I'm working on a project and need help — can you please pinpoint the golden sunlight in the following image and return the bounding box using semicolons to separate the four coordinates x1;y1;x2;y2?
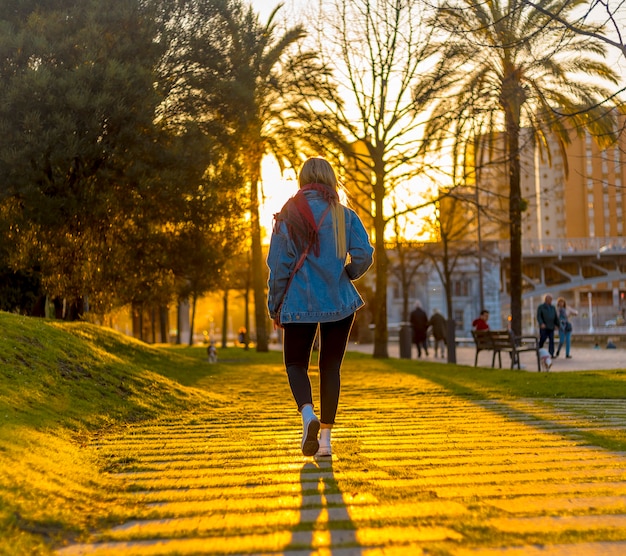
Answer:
259;156;298;244
258;154;436;243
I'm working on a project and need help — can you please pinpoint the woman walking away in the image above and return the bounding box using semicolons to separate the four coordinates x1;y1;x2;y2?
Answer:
555;297;578;359
267;157;374;457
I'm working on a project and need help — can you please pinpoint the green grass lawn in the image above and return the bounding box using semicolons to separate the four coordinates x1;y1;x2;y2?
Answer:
1;311;626;554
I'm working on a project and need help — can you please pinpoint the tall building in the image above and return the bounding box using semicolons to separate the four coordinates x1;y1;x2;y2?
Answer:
477;116;626;243
472;128;568;243
564;128;625;239
476;114;626;329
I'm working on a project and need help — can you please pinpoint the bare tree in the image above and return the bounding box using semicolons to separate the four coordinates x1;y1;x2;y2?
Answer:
302;0;441;358
388;206;430;324
421;187;478;362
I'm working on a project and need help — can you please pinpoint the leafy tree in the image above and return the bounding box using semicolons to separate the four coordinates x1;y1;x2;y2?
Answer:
172;156;248;346
0;0;172;315
521;0;626;59
0;0;247;330
104;122;247;341
424;0;621;336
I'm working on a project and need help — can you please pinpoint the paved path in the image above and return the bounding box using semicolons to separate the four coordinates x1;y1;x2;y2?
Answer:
56;355;626;555
348;342;626;372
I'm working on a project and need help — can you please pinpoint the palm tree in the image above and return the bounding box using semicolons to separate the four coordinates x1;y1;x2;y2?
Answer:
425;0;621;336
176;0;336;351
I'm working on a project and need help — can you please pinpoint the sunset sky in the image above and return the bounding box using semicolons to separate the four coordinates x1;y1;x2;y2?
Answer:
249;0;626;241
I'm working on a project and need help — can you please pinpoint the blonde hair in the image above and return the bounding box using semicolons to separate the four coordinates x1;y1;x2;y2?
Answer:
298;157;346;258
557;297;566;307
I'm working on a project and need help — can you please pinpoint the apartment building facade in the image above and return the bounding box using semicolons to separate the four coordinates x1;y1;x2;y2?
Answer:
476;116;626;331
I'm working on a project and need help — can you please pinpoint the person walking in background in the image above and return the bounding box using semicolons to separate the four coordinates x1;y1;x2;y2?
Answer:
267;157;374;458
537;294;560;358
555;297;578;359
428;308;447;358
410;301;430;358
472;310;490;331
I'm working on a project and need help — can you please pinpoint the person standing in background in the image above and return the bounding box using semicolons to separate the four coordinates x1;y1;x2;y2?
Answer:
537;294;560;358
555;297;578;359
410;301;430;358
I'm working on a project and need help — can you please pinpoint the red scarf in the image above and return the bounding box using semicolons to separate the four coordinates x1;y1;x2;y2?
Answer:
274;183;338;257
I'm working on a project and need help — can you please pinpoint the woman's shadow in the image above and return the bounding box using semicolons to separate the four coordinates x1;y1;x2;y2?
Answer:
293;459;363;554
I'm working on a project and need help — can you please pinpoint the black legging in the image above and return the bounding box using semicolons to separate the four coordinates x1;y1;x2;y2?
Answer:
283;314;355;425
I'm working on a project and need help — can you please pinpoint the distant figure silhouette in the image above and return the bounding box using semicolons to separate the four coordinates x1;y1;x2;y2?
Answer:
207;342;217;363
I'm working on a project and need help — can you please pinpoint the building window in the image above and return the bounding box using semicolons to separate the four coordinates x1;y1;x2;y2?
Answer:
393;283;400;299
454;310;464;331
452;278;471;297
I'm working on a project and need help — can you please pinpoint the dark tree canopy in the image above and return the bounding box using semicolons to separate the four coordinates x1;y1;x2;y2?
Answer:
0;0;247;320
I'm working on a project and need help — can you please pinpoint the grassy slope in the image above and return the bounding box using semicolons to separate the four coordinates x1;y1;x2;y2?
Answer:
0;312;222;555
1;311;626;554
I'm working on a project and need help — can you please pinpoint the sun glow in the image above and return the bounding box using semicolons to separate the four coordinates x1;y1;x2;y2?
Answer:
258;153;437;244
259;156;299;244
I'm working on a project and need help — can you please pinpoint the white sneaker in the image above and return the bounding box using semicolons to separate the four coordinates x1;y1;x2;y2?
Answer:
301;415;320;456
316;428;332;457
316;443;332;457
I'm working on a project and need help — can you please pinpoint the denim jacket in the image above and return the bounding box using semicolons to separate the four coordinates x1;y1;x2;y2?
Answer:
266;190;374;324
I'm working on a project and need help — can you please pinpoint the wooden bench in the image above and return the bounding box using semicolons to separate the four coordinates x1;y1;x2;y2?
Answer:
472;329;540;371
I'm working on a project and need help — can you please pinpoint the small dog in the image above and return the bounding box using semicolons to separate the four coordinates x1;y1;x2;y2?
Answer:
538;347;552;372
207;343;218;364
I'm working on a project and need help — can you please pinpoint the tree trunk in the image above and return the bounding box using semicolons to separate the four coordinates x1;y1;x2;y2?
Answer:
373;247;388;358
221;288;229;349
501;68;526;337
244;284;250;351
189;293;197;346
53;297;64;319
151;305;156;344
139;305;145;343
66;297;84;321
372;172;388;358
508;126;523;337
250;172;268;352
159;306;169;343
442;238;456;364
505;107;524;337
176;299;190;345
398;247;410;323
